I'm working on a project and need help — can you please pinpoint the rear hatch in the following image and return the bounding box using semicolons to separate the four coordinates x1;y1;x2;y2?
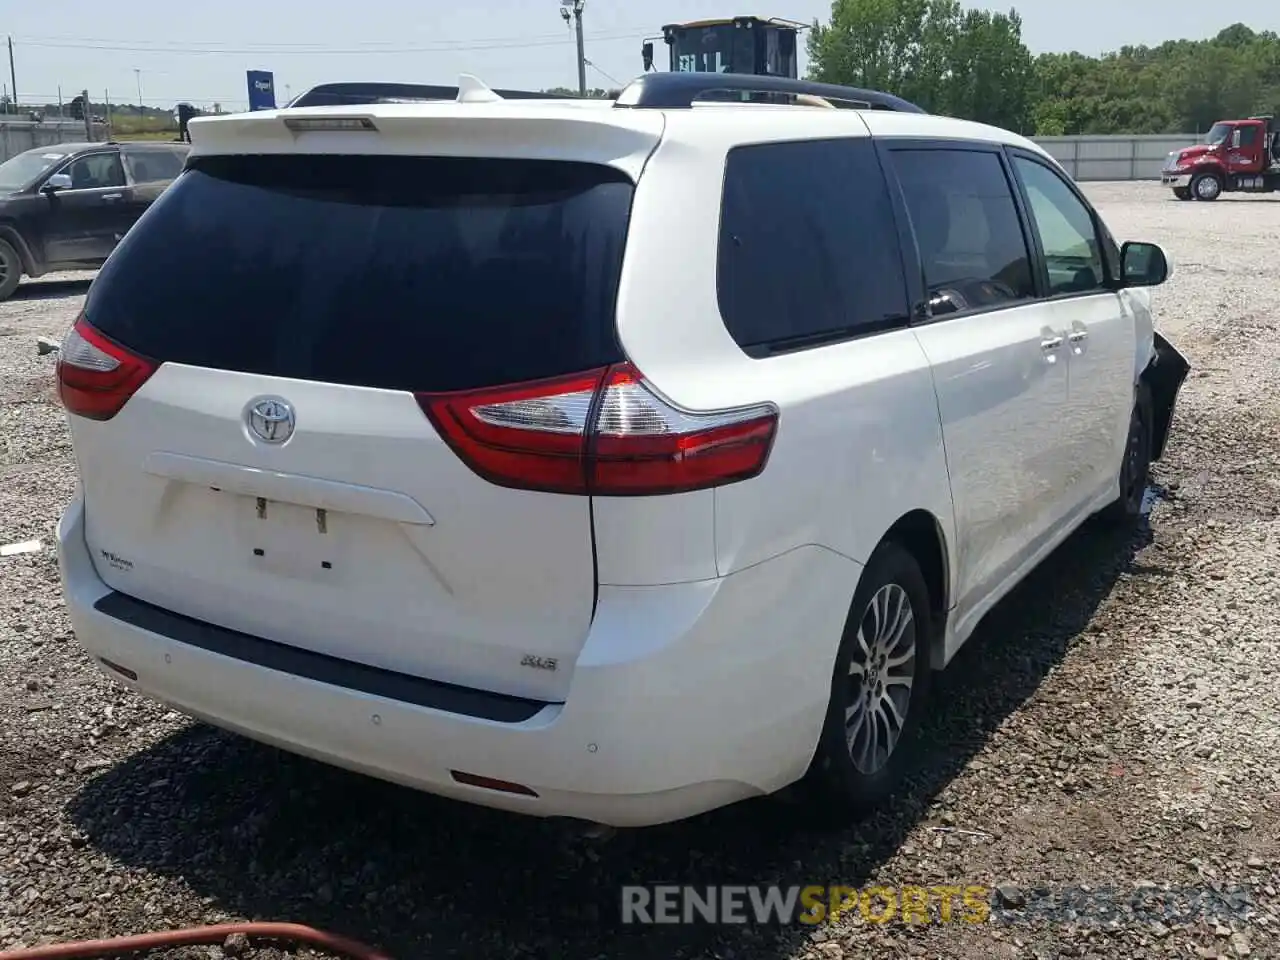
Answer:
62;146;641;702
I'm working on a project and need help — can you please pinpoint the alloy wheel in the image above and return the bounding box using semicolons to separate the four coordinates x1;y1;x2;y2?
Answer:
845;583;917;775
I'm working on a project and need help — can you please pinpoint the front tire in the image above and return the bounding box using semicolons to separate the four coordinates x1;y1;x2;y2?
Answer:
0;239;22;302
1099;385;1153;525
1172;187;1192;201
1192;171;1223;201
804;540;932;820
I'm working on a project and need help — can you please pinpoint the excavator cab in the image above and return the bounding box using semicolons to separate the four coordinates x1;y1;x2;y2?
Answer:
643;16;804;79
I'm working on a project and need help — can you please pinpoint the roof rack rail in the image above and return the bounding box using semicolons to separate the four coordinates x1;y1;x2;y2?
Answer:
613;72;925;113
288;81;579;109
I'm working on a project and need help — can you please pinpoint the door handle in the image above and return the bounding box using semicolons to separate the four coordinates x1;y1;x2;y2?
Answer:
101;193;123;201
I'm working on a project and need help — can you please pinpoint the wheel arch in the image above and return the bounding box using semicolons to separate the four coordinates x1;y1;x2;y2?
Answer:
0;222;39;276
880;509;950;669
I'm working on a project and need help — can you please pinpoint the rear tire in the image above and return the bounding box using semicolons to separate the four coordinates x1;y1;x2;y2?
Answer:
1099;384;1153;525
0;239;22;302
1172;187;1192;201
1191;172;1223;201
802;540;933;822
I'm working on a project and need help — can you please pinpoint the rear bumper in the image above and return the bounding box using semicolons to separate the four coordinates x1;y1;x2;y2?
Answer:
57;493;859;827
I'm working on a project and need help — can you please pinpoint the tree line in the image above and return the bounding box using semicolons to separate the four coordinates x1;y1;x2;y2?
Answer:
807;0;1280;135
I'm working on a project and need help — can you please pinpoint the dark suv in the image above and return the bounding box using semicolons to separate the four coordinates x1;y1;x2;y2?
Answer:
0;140;190;301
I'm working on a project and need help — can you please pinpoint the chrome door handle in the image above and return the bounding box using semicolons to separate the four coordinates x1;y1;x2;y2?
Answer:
102;193;123;201
1040;335;1064;350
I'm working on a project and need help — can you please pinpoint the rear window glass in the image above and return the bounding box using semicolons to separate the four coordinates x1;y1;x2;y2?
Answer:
85;154;633;392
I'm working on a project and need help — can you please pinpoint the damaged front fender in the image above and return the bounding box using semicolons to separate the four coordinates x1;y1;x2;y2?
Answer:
1142;331;1190;462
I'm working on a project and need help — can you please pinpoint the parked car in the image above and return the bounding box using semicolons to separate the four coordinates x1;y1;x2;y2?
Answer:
0;140;190;301
54;73;1189;829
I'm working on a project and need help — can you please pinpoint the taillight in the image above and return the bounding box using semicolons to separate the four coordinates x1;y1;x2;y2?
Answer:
56;313;158;421
417;362;777;496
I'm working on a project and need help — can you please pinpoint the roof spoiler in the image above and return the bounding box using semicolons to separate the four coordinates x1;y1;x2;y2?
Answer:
288;76;580;109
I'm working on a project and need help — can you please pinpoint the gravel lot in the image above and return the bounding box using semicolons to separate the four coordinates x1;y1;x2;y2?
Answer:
2;183;1278;960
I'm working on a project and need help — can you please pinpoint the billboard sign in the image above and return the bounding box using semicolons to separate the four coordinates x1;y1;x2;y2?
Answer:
247;70;277;111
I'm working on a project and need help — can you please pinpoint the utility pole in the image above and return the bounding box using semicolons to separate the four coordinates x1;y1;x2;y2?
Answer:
7;36;17;110
134;68;143;116
559;1;587;96
81;89;91;140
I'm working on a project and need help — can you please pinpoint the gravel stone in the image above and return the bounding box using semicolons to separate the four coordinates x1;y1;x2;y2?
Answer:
2;188;1279;959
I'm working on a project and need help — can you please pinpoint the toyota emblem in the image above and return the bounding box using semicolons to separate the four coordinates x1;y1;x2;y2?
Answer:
245;396;296;444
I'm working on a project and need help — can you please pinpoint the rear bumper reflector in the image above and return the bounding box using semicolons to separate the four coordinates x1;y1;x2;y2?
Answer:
450;771;539;796
99;657;138;682
92;591;550;724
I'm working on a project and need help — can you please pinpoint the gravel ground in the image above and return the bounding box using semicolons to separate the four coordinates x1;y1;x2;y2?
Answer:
2;184;1279;960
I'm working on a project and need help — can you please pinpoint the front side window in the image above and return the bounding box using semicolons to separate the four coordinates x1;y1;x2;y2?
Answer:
889;148;1035;317
63;152;126;190
717;138;910;354
1237;126;1259;148
1011;156;1106;296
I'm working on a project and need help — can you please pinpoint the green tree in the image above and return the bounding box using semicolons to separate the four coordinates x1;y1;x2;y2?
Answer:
810;4;1280;135
807;0;1034;131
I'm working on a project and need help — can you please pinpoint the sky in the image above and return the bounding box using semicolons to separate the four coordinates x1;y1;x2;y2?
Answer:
6;0;1280;112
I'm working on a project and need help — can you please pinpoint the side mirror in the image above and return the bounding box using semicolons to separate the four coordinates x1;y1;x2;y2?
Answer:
42;173;73;194
642;41;654;72
1120;241;1169;288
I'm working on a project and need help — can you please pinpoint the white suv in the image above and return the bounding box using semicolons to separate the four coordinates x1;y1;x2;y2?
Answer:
54;73;1189;828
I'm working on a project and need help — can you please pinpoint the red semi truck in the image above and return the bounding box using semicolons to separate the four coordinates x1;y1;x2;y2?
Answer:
1161;115;1280;200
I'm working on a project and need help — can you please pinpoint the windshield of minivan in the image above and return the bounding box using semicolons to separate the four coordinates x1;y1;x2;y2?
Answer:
0;147;68;193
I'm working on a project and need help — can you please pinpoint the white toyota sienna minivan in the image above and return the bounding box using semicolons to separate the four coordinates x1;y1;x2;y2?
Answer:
55;72;1189;828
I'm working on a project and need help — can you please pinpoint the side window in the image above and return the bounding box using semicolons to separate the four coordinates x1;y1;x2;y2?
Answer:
1238;126;1259;148
63;152;126;190
123;149;185;184
890;148;1034;317
1011;156;1106;296
717;138;910;353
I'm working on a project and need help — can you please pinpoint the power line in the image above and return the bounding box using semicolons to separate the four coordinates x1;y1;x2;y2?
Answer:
584;58;622;87
15;27;624;47
13;30;642;56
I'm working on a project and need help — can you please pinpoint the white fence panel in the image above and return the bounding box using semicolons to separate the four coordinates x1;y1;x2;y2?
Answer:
1033;134;1203;181
0;120;110;163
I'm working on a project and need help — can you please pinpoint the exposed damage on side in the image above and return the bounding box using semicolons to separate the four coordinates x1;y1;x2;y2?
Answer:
1144;331;1191;461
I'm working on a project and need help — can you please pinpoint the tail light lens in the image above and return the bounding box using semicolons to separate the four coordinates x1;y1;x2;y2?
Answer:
418;362;777;496
56;313;158;421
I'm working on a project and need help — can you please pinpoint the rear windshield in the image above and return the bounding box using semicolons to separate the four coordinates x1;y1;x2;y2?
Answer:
85;154;633;392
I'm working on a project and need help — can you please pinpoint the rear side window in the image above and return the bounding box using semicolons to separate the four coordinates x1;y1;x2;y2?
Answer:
85;154;632;392
717;138;909;355
889;148;1034;317
122;148;185;183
